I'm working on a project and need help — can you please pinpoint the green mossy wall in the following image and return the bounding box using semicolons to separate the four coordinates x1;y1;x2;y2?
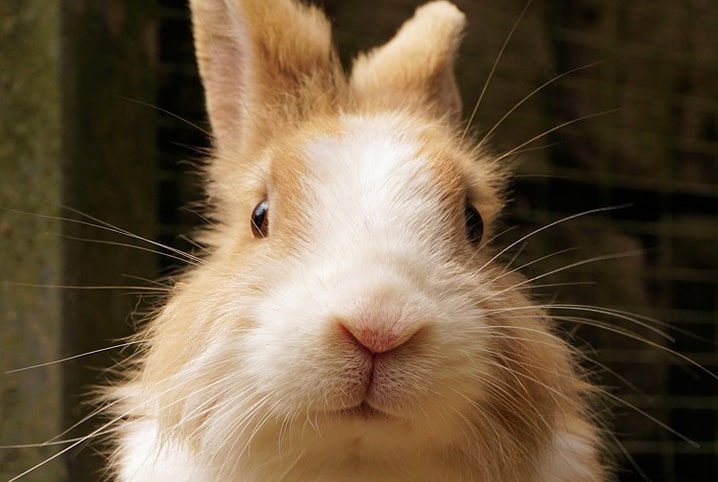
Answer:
0;1;65;481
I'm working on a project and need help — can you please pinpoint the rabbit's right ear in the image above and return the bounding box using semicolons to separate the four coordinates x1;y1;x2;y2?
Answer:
349;1;465;124
190;0;345;153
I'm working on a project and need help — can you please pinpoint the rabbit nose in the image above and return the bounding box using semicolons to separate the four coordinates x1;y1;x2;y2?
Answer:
338;313;420;354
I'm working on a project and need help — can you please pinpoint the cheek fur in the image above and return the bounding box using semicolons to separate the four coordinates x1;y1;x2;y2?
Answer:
238;248;496;413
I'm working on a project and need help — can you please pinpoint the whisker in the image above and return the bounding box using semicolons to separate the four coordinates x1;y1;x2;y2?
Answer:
484;305;671;342
118;96;211;137
62;206;205;266
493;109;619;164
3;281;166;292
6;412;126;482
479;250;645;307
461;0;534;141
61;234;201;267
575;353;645;398
485;303;718;384
6;341;143;374
0;206;203;267
602;389;699;448
496;247;579;281
0;436;100;450
477;61;604;151
477;205;631;274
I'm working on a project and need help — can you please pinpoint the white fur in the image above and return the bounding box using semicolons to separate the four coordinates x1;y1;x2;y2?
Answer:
534;428;601;482
119;420;210;481
305;114;446;230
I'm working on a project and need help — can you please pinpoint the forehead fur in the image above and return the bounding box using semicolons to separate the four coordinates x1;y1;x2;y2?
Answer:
264;112;506;239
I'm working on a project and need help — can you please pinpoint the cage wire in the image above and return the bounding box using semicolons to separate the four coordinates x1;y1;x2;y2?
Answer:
156;1;718;481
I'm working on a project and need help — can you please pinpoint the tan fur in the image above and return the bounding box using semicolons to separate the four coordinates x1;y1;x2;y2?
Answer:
350;1;466;123
108;1;607;480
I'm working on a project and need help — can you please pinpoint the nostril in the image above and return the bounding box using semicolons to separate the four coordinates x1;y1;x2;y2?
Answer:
338;318;417;354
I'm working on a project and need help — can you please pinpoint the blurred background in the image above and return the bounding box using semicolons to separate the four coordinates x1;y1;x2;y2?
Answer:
1;0;716;480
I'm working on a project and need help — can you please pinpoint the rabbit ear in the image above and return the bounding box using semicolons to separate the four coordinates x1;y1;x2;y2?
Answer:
190;0;345;152
349;1;466;123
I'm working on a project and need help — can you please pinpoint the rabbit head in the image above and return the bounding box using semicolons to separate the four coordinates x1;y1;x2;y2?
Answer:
111;1;605;481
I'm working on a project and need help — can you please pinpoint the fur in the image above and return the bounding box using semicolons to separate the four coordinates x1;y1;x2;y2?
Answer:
109;1;606;480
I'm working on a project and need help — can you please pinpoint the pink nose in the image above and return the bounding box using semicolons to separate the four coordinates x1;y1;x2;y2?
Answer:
339;317;418;354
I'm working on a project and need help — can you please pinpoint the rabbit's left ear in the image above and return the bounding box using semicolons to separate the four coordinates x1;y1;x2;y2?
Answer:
349;1;466;124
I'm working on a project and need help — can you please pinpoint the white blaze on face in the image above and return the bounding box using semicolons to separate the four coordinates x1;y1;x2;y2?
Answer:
245;114;467;409
300;113;450;256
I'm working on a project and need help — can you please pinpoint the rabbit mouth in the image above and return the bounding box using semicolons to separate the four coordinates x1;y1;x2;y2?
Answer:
338;401;388;420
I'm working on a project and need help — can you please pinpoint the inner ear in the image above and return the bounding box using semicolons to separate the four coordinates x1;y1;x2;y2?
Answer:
349;1;466;123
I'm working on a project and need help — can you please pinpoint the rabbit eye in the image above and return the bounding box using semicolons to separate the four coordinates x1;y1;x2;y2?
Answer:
464;202;483;245
250;199;269;238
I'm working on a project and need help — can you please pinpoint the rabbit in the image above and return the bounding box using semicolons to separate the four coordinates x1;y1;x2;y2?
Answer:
108;0;607;480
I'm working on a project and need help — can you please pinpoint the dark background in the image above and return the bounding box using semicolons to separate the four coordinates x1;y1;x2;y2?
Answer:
1;0;716;481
